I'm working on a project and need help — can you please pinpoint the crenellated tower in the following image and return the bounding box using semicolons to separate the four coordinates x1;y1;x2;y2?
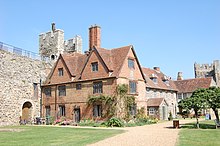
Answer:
39;23;82;63
194;60;220;86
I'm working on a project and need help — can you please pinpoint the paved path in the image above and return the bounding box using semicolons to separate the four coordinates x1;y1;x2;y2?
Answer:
88;119;194;146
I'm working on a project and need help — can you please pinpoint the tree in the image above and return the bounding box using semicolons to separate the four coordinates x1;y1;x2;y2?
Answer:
205;87;220;123
178;88;207;128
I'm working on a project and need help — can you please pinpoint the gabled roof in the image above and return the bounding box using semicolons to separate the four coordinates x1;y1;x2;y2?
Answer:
83;45;146;80
46;54;73;83
96;45;131;77
62;53;87;77
45;45;146;84
142;67;177;91
174;77;213;93
147;98;166;107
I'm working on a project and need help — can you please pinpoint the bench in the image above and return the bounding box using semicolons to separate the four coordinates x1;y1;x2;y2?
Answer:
214;119;220;129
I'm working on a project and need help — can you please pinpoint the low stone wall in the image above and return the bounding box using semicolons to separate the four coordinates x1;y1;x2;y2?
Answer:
0;50;51;126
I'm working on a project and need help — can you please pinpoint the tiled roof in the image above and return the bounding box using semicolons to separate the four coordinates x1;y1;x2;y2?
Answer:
174;77;212;93
142;67;178;91
60;45;132;80
62;53;87;77
147;98;164;107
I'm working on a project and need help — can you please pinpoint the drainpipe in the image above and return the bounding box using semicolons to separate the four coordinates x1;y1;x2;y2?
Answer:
55;85;57;120
40;79;42;118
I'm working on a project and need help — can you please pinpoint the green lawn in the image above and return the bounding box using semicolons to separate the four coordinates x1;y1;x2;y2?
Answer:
178;120;220;146
0;126;124;146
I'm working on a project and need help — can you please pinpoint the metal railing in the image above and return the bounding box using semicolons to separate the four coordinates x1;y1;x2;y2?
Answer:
0;41;41;60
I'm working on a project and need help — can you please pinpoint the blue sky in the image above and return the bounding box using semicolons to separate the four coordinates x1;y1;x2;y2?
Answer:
1;0;219;79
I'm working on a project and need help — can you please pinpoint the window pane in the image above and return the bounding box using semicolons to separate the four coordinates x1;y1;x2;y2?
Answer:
45;87;51;96
58;68;63;76
149;108;155;115
59;105;65;117
33;83;38;98
93;105;102;117
91;62;98;72
129;81;136;93
93;82;103;94
128;59;134;68
45;106;50;117
58;86;66;96
76;84;81;90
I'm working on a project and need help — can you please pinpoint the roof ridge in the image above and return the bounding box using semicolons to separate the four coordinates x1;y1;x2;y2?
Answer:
174;77;212;82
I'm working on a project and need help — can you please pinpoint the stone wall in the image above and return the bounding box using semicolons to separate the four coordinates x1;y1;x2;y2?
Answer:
194;60;220;86
0;49;51;126
39;23;82;64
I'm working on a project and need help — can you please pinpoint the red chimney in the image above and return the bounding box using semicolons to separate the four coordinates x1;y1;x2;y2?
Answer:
89;25;101;50
177;72;183;80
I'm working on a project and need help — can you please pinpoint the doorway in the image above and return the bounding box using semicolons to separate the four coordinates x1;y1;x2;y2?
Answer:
21;101;32;123
74;108;80;123
162;106;167;120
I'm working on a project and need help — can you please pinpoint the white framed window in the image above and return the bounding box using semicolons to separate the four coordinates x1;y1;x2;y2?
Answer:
129;81;137;94
91;62;98;72
128;58;135;69
58;68;64;76
149;108;155;115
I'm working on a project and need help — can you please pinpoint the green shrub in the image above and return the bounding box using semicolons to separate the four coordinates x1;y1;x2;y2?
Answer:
79;119;103;127
106;117;124;127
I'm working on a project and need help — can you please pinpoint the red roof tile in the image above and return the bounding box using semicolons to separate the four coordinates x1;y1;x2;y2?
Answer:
147;98;164;107
54;45;132;81
62;53;87;77
174;77;212;93
142;67;177;91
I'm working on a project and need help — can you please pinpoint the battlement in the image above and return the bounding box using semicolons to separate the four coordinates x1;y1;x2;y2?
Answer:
194;60;220;86
39;23;82;63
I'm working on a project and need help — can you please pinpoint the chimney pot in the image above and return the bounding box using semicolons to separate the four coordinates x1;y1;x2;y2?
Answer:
153;67;160;71
177;72;183;80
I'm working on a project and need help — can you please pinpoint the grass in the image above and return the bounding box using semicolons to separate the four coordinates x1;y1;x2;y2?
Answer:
178;120;220;146
0;125;124;146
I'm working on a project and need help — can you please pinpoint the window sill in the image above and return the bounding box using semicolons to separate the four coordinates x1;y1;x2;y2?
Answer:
128;92;138;96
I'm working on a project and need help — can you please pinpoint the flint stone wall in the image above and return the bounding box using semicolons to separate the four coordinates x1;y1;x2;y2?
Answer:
0;49;51;126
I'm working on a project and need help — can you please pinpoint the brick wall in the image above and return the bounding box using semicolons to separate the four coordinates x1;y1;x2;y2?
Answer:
81;51;109;80
42;78;117;121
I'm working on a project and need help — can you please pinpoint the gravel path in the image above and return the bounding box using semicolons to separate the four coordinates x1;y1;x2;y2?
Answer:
88;119;194;146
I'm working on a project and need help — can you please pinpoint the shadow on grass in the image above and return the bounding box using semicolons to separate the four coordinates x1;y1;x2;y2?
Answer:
180;122;216;129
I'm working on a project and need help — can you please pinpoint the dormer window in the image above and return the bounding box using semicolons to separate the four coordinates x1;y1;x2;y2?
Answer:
91;62;98;72
162;76;169;85
150;74;158;83
58;68;64;76
128;58;134;69
152;78;158;83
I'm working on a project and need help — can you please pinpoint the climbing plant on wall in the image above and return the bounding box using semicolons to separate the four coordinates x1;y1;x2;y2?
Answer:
87;84;136;120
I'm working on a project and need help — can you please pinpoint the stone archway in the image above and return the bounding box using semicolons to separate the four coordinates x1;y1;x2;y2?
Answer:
21;101;33;123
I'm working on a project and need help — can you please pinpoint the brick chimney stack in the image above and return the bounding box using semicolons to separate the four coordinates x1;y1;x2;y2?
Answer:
177;72;183;80
89;25;101;50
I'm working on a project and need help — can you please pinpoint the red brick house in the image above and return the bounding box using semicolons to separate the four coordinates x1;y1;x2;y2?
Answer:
41;26;146;122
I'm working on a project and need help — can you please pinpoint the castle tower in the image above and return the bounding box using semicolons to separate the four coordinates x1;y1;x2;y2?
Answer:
194;60;220;87
64;35;82;54
39;23;64;62
213;60;220;86
89;25;101;50
39;23;83;63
